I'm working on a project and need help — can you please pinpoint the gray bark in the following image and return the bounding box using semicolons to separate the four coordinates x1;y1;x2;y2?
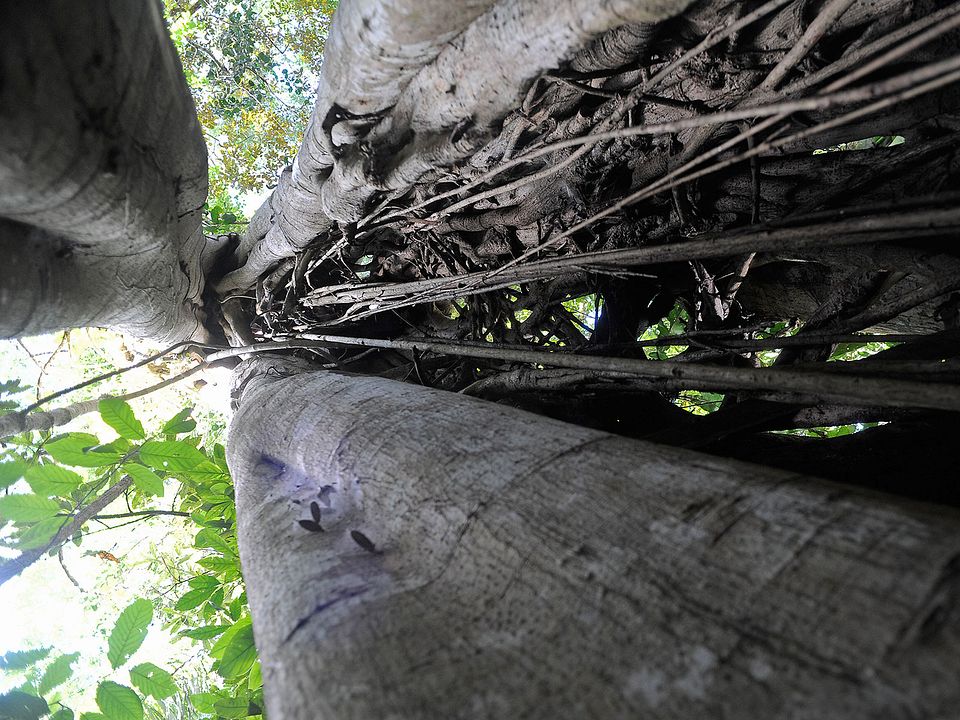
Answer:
0;1;210;342
229;358;960;719
217;0;694;293
4;1;960;717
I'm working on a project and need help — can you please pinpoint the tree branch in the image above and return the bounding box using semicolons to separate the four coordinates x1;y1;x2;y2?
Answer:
0;475;133;587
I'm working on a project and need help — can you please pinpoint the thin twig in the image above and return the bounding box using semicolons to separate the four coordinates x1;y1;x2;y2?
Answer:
58;547;83;592
22;340;215;415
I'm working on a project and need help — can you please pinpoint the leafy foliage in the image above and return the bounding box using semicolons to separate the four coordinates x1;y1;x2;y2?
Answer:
0;398;259;717
164;0;338;197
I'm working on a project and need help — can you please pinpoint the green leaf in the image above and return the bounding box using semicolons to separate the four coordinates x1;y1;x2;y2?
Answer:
95;682;142;720
247;660;262;690
0;460;27;490
188;693;216;713
0;648;51;672
107;599;153;670
174;585;217;612
197;556;240;578
0;691;48;720
123;465;163;498
79;714;106;720
161;408;196;435
179;625;230;641
25;465;83;497
180;461;229;484
0;379;29;396
98;399;145;441
50;709;74;720
210;619;242;659
138;441;206;473
45;434;119;467
195;528;234;557
213;695;252;718
15;516;67;550
187;574;219;591
129;663;176;701
0;494;61;524
38;653;79;695
213;444;228;472
217;619;256;679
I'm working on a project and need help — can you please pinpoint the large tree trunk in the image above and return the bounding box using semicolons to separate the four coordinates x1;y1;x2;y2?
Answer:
0;1;211;342
229;357;960;719
4;0;960;717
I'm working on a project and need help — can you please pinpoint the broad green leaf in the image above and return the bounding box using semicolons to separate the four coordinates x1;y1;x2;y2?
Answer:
0;494;60;524
210;619;243;659
25;465;83;497
213;695;253;718
95;682;142;720
213;444;228;472
197;556;240;578
187;574;219;591
123;465;163;498
45;434;119;467
98;399;145;441
247;660;262;690
0;690;48;720
174;586;216;612
129;663;176;701
181;461;230;483
107;599;153;669
161;408;196;435
0;648;51;672
15;516;67;550
79;714;106;720
195;529;234;557
179;625;230;641
188;693;216;713
50;709;74;720
38;653;79;695
138;441;206;473
0;460;27;490
217;619;256;679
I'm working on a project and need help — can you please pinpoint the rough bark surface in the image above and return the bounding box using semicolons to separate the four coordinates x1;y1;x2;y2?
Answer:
229;358;960;720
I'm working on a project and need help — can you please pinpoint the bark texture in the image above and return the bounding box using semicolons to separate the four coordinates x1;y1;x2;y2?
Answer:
0;1;211;342
217;0;694;292
229;359;960;720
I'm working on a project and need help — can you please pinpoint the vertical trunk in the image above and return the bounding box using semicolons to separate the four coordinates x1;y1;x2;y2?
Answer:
0;1;210;342
228;358;960;719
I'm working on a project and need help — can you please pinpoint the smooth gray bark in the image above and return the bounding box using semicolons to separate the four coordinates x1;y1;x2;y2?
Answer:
229;359;960;720
0;1;210;342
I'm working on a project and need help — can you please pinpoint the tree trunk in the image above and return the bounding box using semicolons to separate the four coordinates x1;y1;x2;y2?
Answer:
0;1;211;342
4;0;960;717
228;357;960;719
